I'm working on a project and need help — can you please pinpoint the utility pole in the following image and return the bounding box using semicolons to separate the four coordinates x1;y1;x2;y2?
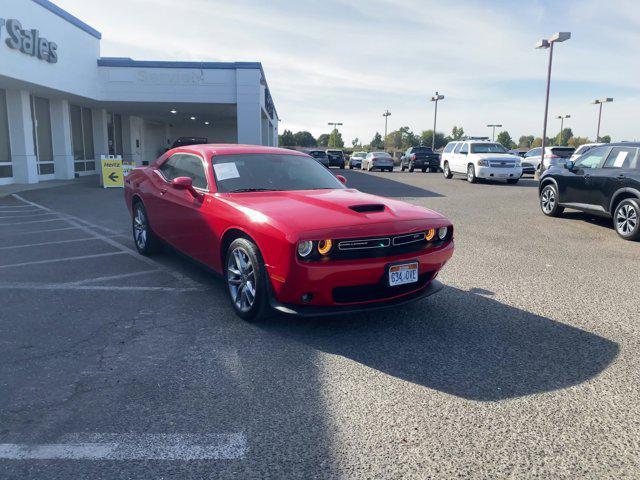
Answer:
430;92;445;150
383;110;391;149
487;124;502;142
556;114;570;145
592;98;613;142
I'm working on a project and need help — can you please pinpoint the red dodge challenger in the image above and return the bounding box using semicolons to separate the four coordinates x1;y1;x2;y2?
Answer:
124;144;454;320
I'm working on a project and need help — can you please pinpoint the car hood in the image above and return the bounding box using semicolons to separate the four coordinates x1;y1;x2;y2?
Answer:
218;188;448;239
473;153;521;161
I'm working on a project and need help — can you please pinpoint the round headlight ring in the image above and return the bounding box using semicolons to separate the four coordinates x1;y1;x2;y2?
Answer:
318;239;333;255
297;240;314;257
425;228;436;241
437;226;448;240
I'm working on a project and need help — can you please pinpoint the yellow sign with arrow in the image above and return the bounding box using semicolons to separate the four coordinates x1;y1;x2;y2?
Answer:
101;157;123;188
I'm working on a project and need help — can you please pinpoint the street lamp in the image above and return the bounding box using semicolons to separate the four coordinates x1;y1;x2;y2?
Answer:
487;124;502;142
429;92;445;150
383;110;391;148
592;98;613;142
535;31;571;177
556;114;570;145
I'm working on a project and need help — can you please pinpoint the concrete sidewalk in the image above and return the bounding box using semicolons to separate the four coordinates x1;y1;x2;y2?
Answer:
0;175;99;198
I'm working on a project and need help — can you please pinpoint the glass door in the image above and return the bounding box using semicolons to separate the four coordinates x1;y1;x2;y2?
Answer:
0;89;12;185
107;113;124;158
30;95;55;178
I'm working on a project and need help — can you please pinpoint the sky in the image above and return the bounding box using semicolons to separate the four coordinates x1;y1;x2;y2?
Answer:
56;0;640;145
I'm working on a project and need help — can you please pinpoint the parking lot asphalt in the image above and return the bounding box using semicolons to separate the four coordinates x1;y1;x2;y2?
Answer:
1;172;638;479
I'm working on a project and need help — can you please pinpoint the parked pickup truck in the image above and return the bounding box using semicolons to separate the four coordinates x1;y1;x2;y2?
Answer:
400;146;440;172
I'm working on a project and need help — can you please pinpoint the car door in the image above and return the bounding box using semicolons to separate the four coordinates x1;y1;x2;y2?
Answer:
451;142;463;172
563;146;610;208
525;148;541;169
155;153;214;263
403;148;411;168
457;142;469;172
596;146;640;212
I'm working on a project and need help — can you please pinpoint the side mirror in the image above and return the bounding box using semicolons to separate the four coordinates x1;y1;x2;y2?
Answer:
336;175;347;185
565;161;574;170
172;176;201;199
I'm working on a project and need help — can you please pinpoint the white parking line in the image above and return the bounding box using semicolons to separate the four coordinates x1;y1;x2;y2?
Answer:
0;282;203;292
61;270;159;285
0;433;247;460
0;205;39;209
0;212;58;219
0;237;102;250
0;226;80;237
0;217;64;226
0;251;127;269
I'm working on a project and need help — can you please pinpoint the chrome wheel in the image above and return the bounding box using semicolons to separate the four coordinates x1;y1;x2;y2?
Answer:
133;206;148;250
616;204;637;236
227;247;256;313
541;187;556;214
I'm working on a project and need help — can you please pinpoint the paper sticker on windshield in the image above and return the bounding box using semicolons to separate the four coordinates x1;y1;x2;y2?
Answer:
613;151;628;168
214;162;240;180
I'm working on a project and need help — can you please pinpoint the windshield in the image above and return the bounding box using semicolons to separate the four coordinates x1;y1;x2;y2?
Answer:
470;143;508;154
212;154;344;193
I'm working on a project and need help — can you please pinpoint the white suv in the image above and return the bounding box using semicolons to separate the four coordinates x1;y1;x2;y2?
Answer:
441;140;523;184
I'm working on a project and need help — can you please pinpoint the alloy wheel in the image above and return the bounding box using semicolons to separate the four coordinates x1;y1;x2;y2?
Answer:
467;165;474;182
541;187;556;214
227;247;256;313
616;204;638;236
133;206;148;250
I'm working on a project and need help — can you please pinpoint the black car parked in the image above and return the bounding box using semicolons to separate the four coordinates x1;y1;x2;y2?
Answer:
539;142;640;240
325;149;345;168
400;146;440;172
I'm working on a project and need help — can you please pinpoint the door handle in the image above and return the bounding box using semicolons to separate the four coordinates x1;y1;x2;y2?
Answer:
160;188;167;195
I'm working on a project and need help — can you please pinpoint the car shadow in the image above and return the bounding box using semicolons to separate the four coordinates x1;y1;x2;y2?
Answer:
338;169;444;198
560;211;614;230
259;286;618;402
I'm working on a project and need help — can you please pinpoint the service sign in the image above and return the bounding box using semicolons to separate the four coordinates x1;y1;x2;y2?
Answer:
0;17;58;63
101;158;123;188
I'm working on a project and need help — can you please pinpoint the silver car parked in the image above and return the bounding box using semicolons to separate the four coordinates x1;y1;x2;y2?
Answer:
362;152;394;172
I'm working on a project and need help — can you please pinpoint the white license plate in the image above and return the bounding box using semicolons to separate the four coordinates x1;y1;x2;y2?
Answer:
388;262;419;287
497;173;509;178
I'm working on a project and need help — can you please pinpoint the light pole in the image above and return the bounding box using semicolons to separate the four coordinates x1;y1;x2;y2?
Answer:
592;98;613;142
383;110;391;148
430;92;444;150
487;124;502;142
556;114;570;145
327;122;343;147
535;32;571;177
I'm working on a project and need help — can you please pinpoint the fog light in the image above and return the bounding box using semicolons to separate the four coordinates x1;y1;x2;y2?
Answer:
437;226;448;240
425;228;436;241
318;239;332;255
297;240;313;257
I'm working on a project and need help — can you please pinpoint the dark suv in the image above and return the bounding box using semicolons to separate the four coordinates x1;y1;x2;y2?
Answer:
539;143;640;240
401;146;440;172
325;150;345;168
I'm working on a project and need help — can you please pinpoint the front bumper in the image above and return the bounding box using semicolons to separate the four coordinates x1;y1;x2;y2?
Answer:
475;166;523;179
270;279;444;317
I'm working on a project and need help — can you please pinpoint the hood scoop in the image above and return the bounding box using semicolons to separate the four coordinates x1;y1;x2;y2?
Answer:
349;204;386;213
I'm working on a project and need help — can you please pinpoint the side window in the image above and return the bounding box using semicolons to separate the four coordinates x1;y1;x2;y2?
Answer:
460;143;468;154
453;143;462;154
443;143;453;153
574;147;608;169
178;155;208;189
526;148;540;157
603;147;638;169
158;155;181;181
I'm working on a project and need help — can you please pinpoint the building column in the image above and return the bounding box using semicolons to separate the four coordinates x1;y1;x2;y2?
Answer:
50;98;74;179
236;69;262;145
5;89;38;184
121;115;142;165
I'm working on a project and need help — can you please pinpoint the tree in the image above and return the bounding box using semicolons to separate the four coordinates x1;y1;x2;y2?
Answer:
317;134;330;147
531;137;552;148
352;137;360;148
518;135;534;148
370;132;384;149
568;136;591;147
451;126;465;140
328;128;344;148
278;129;295;147
293;131;317;147
419;130;447;150
600;135;611;143
385;126;419;150
555;128;573;146
496;131;515;149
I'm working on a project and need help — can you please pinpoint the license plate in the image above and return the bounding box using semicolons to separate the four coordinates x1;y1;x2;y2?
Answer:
497;173;509;178
388;262;419;287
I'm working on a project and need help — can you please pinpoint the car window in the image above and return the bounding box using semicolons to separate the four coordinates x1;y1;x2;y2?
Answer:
574;147;608;169
453;143;462;154
460;143;468;154
159;154;208;189
603;147;638;169
526;148;540;157
412;147;433;154
470;143;507;154
443;143;454;153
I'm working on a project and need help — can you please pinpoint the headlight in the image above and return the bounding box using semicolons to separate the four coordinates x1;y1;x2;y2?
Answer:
478;159;490;167
437;226;448;240
297;240;313;258
425;228;436;241
317;239;332;255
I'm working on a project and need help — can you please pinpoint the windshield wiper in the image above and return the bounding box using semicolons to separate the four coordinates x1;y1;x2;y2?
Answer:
229;188;280;193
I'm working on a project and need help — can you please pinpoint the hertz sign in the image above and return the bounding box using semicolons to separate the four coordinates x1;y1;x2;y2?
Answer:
0;18;58;63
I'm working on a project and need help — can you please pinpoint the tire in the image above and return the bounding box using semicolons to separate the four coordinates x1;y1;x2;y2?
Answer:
225;238;270;321
340;164;344;169
507;178;519;184
540;184;564;217
443;162;453;179
409;162;414;173
421;168;427;173
132;201;161;255
349;165;353;169
401;164;406;172
388;168;393;172
613;198;640;241
467;164;477;183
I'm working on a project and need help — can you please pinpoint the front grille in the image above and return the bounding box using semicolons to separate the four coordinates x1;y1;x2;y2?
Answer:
489;161;516;168
333;271;435;303
522;162;533;168
338;237;390;250
328;230;451;260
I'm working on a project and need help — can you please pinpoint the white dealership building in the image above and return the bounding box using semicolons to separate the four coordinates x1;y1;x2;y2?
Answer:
0;0;279;185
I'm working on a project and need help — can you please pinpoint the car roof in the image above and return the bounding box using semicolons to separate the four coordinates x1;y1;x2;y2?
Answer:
157;144;309;165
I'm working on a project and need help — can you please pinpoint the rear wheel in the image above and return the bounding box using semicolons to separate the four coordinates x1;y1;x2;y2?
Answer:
443;162;453;179
421;167;427;172
540;184;564;217
613;198;640;241
409;162;414;173
401;163;406;172
132;201;161;255
467;164;477;183
225;238;270;321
